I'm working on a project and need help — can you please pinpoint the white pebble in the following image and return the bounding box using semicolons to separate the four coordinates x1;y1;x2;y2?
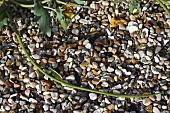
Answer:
23;78;30;83
113;84;122;89
67;57;73;62
29;72;36;78
89;93;97;100
43;104;49;111
29;98;38;103
85;43;92;49
32;54;40;59
142;98;151;106
115;69;122;76
66;75;75;81
5;106;10;111
156;93;161;101
153;107;160;113
107;67;114;72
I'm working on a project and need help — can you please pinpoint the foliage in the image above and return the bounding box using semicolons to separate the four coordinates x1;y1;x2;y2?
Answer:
0;0;86;36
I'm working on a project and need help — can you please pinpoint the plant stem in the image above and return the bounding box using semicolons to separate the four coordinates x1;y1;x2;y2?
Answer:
156;0;170;17
5;8;160;99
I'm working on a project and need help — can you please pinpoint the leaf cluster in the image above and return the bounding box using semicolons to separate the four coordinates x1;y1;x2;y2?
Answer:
0;0;86;36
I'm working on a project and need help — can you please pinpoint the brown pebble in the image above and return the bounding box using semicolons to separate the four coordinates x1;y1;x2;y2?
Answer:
107;104;115;110
91;69;98;76
48;58;56;64
6;59;12;66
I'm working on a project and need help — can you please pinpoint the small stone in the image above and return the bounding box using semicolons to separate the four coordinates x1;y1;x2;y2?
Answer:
67;57;73;62
43;104;49;111
153;107;160;113
72;28;80;35
101;82;109;87
89;93;97;100
23;78;30;83
115;69;122;76
138;50;145;58
138;38;148;44
151;66;160;74
0;79;4;85
107;67;114;72
107;104;115;110
127;22;139;33
48;58;56;64
32;54;40;60
66;75;75;81
162;105;167;109
154;56;160;63
5;106;10;111
113;84;122;89
85;43;92;49
6;59;12;66
29;98;38;103
156;93;161;101
79;19;91;24
29;72;36;78
143;98;152;106
28;44;35;52
102;1;109;6
51;92;58;100
155;46;162;53
146;49;153;56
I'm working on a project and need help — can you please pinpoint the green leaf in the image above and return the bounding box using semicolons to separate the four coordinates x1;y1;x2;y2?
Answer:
56;7;68;31
74;0;85;5
0;4;8;30
129;0;141;14
49;67;63;80
33;0;51;37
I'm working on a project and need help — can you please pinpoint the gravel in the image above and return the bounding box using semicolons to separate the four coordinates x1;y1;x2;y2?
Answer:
0;0;170;112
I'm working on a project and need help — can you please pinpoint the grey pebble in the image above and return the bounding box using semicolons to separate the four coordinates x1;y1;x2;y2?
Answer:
72;28;80;35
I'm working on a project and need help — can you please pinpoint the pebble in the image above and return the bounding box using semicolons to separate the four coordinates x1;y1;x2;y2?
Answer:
28;44;35;52
127;22;139;33
89;93;97;100
143;98;152;106
115;69;122;76
43;104;49;111
154;56;160;63
23;78;30;83
29;72;36;78
79;19;91;24
153;107;160;113
107;67;114;72
138;38;148;44
138;50;145;58
155;46;162;53
32;54;40;59
102;1;109;6
72;28;80;35
66;75;75;81
156;93;161;101
29;98;38;103
51;92;58;100
146;49;153;56
85;43;92;49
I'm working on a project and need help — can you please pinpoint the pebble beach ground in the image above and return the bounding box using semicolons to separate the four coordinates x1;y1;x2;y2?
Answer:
0;0;170;112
